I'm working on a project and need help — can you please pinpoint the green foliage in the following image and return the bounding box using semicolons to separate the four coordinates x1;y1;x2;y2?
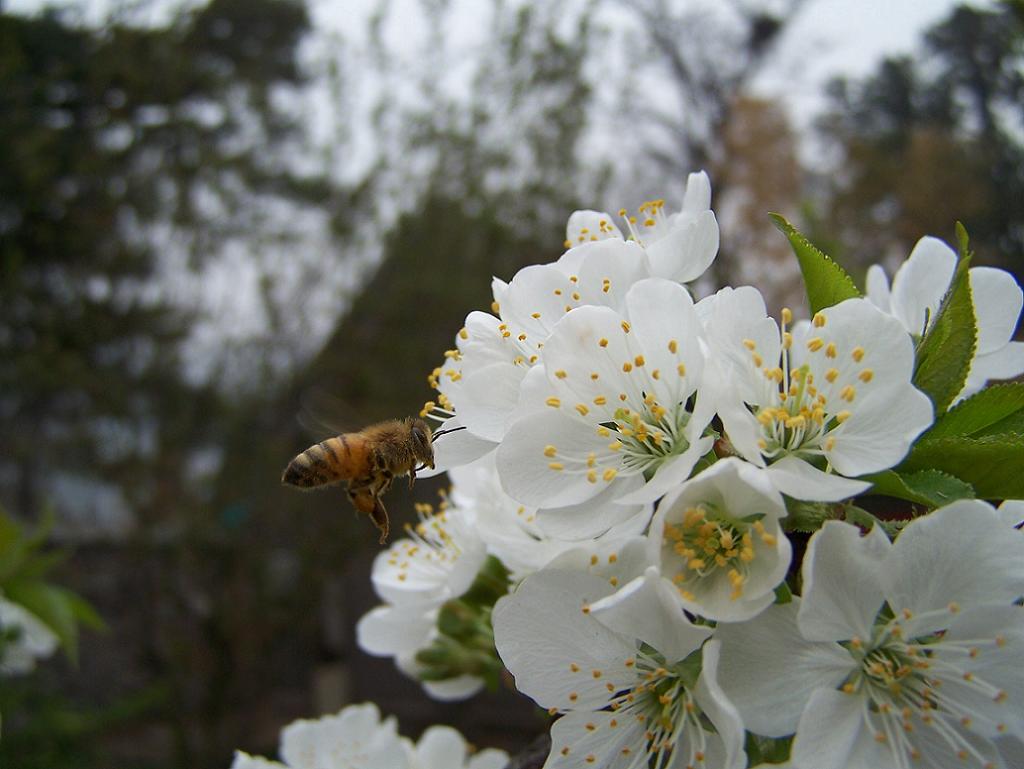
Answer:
0;507;103;666
862;469;975;507
782;499;841;533
899;436;1024;499
769;213;861;313
911;230;977;413
897;382;1024;501
923;382;1024;440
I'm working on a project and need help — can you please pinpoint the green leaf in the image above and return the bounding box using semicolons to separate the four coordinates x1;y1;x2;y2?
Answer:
0;510;21;553
899;436;1024;500
1;582;96;666
773;581;793;604
460;555;510;607
65;591;106;632
912;233;977;414
841;506;911;539
863;469;975;507
924;382;1024;440
769;213;861;313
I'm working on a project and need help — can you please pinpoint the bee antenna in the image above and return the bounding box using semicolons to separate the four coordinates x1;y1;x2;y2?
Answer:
431;426;468;440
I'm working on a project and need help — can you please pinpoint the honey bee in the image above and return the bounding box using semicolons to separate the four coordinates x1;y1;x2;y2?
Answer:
281;417;461;543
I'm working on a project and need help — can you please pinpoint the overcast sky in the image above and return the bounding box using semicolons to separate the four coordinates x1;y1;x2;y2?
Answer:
8;0;989;133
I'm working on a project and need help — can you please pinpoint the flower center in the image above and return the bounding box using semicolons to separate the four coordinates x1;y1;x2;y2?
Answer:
619;199;671;247
661;504;775;601
753;364;834;458
542;400;694;487
387;502;466;582
744;309;873;462
840;609;1011;768
609;652;710;769
609;402;692;475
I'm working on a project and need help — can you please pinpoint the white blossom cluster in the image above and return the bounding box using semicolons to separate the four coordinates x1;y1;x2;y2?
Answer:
230;702;507;769
352;173;1024;769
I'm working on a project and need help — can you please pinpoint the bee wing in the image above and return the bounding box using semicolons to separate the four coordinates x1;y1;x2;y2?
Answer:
295;385;361;439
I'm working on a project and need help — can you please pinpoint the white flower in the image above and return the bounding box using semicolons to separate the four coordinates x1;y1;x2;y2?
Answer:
702;287;933;501
449;454;651;578
410;725;508;769
230;702;409;769
423;238;652;473
565;171;720;283
996;499;1024;530
642;457;791;622
356;502;489;700
866;236;1024;400
230;703;509;769
493;568;746;769
497;278;715;532
715;500;1024;769
0;594;59;676
425;175;720;475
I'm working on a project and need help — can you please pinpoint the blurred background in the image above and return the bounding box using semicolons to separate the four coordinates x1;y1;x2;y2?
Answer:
0;0;1021;766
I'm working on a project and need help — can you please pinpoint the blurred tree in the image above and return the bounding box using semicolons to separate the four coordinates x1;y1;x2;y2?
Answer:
275;0;601;741
608;0;807;286
717;95;804;313
816;2;1024;284
0;2;361;767
0;0;341;525
294;1;599;430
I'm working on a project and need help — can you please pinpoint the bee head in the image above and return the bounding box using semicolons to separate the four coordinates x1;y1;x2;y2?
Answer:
410;418;434;469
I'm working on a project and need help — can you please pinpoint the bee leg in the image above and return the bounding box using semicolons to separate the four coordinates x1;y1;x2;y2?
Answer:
408;465;417;490
369;497;390;544
347;477;391;545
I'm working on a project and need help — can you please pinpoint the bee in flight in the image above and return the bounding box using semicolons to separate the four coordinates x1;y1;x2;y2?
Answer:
281;417;461;543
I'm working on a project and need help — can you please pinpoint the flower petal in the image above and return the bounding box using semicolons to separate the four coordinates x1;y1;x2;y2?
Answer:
230;752;286;769
458;362;526;441
881;501;1024;634
546;536;651;586
798;522;889;642
420;418;496;477
645;210;719;283
790;688;882;769
930;604;1024;737
588;567;711;664
498;410;623;508
534;478;651;540
996;735;1024;769
414;725;468;769
865;264;891;313
544;710;645;769
997;499;1024;529
890;236;956;337
467;749;511;769
566;210;623;246
763;456;871;501
682;170;712;212
970;267;1023;355
715;601;854;737
963;341;1024;398
694;640;747;769
492;570;636;711
356;604;435;657
825;382;933;476
280;704;408;769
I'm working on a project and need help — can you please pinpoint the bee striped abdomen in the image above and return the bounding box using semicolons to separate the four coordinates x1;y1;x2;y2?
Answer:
282;435;370;489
